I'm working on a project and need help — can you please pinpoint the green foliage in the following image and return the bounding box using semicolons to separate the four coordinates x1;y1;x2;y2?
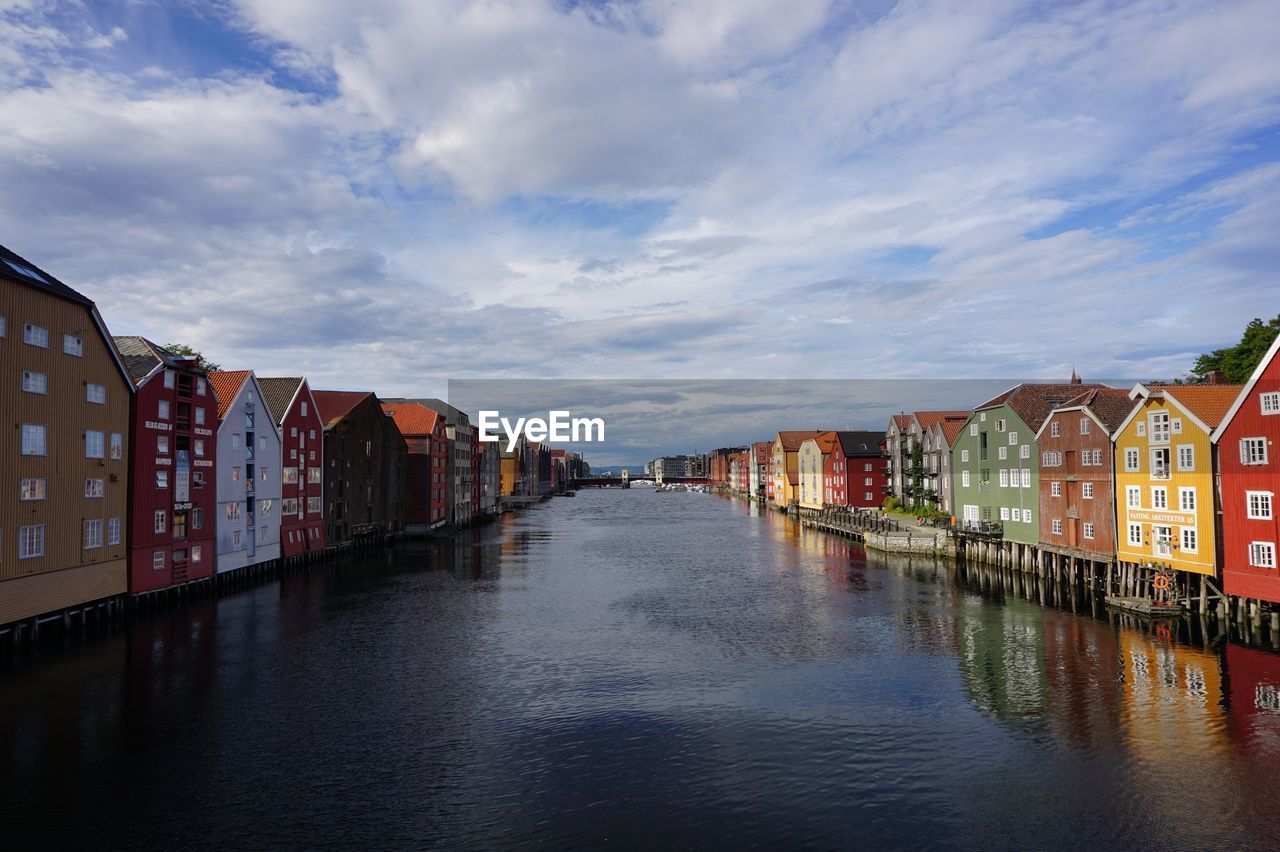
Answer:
163;343;222;373
1191;316;1280;384
883;496;901;512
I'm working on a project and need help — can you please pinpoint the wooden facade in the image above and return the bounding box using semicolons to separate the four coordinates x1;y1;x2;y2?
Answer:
1213;336;1280;603
259;377;326;558
1035;388;1134;561
1;246;133;626
380;401;446;533
314;391;408;544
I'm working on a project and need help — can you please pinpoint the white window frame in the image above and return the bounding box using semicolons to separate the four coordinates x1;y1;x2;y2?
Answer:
1052;518;1063;535
1152;487;1168;510
154;509;166;533
1249;541;1276;569
1241;437;1268;466
23;323;49;348
1083;522;1095;540
1127;485;1141;508
1179;487;1196;513
85;430;105;459
1083;482;1094;500
1261;392;1280;415
83;518;103;549
1051;481;1061;497
21;370;48;394
1177;444;1195;471
108;517;120;545
63;333;83;356
18;524;45;559
86;382;106;404
1125;447;1140;472
1181;527;1198;554
1021;469;1031;488
1247;491;1273;520
1128;523;1143;546
20;477;47;500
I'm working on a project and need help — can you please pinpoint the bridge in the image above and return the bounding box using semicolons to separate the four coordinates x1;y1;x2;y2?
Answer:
572;475;710;488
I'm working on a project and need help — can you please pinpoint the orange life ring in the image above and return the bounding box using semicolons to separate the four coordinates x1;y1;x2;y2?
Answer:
1153;574;1171;591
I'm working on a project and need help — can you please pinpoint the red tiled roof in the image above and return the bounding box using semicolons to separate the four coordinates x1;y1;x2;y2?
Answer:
891;414;911;430
1163;384;1244;430
809;431;839;454
914;410;970;431
776;430;825;450
208;370;251;421
976;383;1112;432
381;402;441;436
312;390;373;429
1053;387;1136;434
940;418;968;445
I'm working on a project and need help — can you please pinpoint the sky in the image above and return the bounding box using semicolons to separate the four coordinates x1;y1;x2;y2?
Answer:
2;0;1278;416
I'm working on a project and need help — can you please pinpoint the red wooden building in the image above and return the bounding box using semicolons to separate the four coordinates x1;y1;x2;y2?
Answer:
259;377;326;558
381;402;447;534
824;431;886;508
1213;337;1280;604
113;336;217;593
1035;387;1134;561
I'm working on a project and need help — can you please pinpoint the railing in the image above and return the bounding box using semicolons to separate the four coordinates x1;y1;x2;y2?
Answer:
958;520;1003;537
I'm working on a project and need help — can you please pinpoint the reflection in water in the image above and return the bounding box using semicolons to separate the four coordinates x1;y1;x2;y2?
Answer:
2;490;1280;848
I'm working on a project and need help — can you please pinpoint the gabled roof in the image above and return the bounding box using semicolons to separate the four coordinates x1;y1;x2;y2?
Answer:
381;402;441;436
914;410;970;432
312;390;373;429
940;418;967;446
975;382;1113;432
833;430;883;456
1213;334;1280;442
111;335;203;387
1119;382;1244;436
890;414;911;431
257;377;305;427
752;441;772;453
802;431;840;455
208;370;252;421
775;430;825;451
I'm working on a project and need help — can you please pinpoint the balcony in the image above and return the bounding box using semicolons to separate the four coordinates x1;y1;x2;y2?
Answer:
959;520;1004;538
1151;465;1171;481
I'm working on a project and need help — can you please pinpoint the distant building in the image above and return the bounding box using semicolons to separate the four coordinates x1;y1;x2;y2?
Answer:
797;433;838;510
313;391;408;544
381;402;448;533
825;431;885;508
748;441;771;500
770;431;824;508
1;245;134;628
386;398;474;526
259;377;326;559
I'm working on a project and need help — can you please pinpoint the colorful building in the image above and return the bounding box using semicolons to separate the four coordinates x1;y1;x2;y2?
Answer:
884;414;912;504
748;441;771;501
381;402;448;533
114;336;217;594
1114;382;1240;583
209;370;283;575
1036;387;1134;562
951;380;1107;543
259;377;326;559
797;432;838;509
1212;335;1280;604
771;431;824;509
825;431;885;508
312;391;407;544
1;245;133;628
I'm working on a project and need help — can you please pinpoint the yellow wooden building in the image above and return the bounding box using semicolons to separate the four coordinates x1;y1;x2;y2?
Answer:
797;432;837;510
1113;383;1241;578
771;431;823;509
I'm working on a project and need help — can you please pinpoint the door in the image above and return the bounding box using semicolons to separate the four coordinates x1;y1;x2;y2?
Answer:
1153;525;1172;558
247;525;256;558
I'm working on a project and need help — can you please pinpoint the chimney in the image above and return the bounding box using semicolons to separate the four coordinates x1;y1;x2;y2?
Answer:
1206;369;1226;385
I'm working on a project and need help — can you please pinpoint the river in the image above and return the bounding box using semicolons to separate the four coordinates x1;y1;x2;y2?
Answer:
3;489;1279;849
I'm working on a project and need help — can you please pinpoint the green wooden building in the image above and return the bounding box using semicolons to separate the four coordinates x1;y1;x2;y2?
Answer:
950;379;1108;545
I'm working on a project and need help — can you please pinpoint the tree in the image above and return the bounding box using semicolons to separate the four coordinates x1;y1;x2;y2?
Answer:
1191;316;1280;384
163;343;222;373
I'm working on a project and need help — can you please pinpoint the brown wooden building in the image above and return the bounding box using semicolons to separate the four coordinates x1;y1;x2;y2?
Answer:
312;391;408;545
1;244;133;629
1035;387;1135;561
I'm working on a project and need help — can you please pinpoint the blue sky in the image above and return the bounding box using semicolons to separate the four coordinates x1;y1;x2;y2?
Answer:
2;0;1278;406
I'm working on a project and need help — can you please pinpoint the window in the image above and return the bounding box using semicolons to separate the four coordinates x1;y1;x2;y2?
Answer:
1050;422;1060;437
1020;445;1030;459
283;498;299;516
996;418;1006;432
961;470;970;487
1247;491;1273;520
1125;448;1140;472
192;507;203;530
309;429;316;440
308;467;322;484
1128;523;1143;546
85;430;105;458
1050;481;1061;497
1262;392;1280;415
260;499;273;516
0;315;5;337
108;517;120;545
63;333;83;356
1251;542;1277;569
194;439;204;457
1022;509;1033;522
21;371;47;394
1083;482;1094;500
195;407;205;425
999;469;1009;487
1182;528;1198;553
1080;418;1091;434
1150;412;1169;444
154;509;166;533
1052;519;1063;535
158;400;170;420
110;433;123;460
1136;421;1146;437
23;323;48;347
969;424;978;436
157;435;169;454
19;524;45;559
1241;438;1268;466
1152;487;1168;509
233;530;241;548
153;550;165;571
1127;486;1141;508
1083;522;1095;540
227;502;241;521
997;446;1007;460
291;426;298;438
20;478;46;500
86;382;106;404
1000;506;1010;521
163;369;175;389
301;401;308;417
961;449;970;462
231;466;240;482
309;450;316;461
1009;432;1018;445
197;378;207;396
1179;487;1196;512
308;496;321;513
84;519;103;549
84;478;104;498
1021;469;1031;488
193;471;205;489
1171;418;1183;434
260;467;268;481
232;434;241;449
172;512;187;539
156;469;170;489
1177;445;1194;471
259;436;267;450
1150;447;1171;478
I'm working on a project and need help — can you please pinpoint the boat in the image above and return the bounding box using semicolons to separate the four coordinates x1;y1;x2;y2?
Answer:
563;490;576;497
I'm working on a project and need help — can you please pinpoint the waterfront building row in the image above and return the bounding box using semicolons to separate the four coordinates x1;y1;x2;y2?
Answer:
0;244;585;634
